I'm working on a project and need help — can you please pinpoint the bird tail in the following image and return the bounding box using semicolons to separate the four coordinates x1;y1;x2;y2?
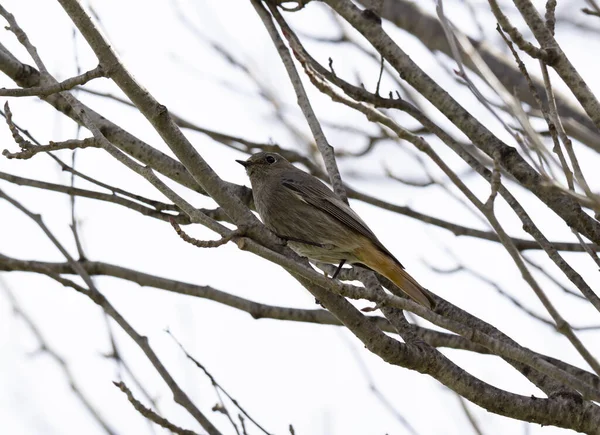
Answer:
355;244;433;309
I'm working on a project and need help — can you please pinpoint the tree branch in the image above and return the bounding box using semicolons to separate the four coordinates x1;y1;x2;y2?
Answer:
0;64;105;97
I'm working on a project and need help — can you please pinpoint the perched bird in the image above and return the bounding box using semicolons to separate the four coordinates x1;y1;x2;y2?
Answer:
237;152;433;309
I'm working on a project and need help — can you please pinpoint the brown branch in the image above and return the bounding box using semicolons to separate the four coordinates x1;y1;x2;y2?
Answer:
286;20;600;383
170;219;245;248
355;0;600;153
0;64;105;97
3;247;599;403
46;271;224;434
0;4;48;73
2;101;35;151
488;0;550;60
545;0;557;35
0;280;117;435
0;53;596;253
0;171;189;223
272;4;600;311
582;8;600;17
280;0;600;315
338;332;418;435
0;41;252;203
4;251;597;386
305;51;600;376
428;263;600;332
257;0;348;203
58;87;232;238
3;136;99;159
457;395;485;435
324;0;600;247
0;252;477;351
57;0;260;233
0;104;182;213
509;0;600;131
0;184;221;434
114;381;199;435
167;331;273;435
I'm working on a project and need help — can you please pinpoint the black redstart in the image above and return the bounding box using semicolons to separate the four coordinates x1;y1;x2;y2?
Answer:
237;152;433;309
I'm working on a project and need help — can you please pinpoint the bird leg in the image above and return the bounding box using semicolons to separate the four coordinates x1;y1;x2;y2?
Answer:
331;259;346;280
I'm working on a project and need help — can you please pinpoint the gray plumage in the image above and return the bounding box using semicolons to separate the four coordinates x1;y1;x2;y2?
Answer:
236;152;433;309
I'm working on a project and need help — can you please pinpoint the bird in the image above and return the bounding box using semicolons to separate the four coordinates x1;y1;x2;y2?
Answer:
236;152;433;309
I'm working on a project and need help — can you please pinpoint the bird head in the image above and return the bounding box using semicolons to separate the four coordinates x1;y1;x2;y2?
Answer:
236;152;289;178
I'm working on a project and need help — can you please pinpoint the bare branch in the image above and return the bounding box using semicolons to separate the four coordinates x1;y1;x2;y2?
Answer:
324;0;600;246
170;219;245;248
508;0;600;131
0;187;221;434
0;4;48;73
0;280;118;435
457;395;485;435
356;0;600;152
58;0;260;231
256;0;349;203
0;64;105;97
3;136;99;160
167;331;273;435
114;381;200;435
0;171;188;223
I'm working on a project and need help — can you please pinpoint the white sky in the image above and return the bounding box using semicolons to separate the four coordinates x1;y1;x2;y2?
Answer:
0;0;599;434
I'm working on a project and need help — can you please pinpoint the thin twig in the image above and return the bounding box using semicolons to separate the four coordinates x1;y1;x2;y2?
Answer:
0;279;117;435
2;252;598;389
114;381;200;435
0;171;189;224
457;395;484;435
170;219;245;248
0;187;221;434
0;64;105;97
167;331;273;435
338;332;418;434
258;0;349;203
3;136;99;159
0;4;49;73
300;58;600;377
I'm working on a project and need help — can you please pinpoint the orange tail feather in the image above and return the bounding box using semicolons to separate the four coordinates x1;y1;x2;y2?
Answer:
355;244;433;309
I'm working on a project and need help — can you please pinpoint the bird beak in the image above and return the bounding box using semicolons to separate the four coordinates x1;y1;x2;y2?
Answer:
236;159;251;168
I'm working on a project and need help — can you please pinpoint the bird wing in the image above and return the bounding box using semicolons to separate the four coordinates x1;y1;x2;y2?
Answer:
281;172;403;268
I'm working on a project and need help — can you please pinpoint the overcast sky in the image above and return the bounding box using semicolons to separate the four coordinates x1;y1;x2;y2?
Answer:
1;1;599;434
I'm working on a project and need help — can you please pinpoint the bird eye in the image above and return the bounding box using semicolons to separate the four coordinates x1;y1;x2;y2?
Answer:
265;155;276;164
